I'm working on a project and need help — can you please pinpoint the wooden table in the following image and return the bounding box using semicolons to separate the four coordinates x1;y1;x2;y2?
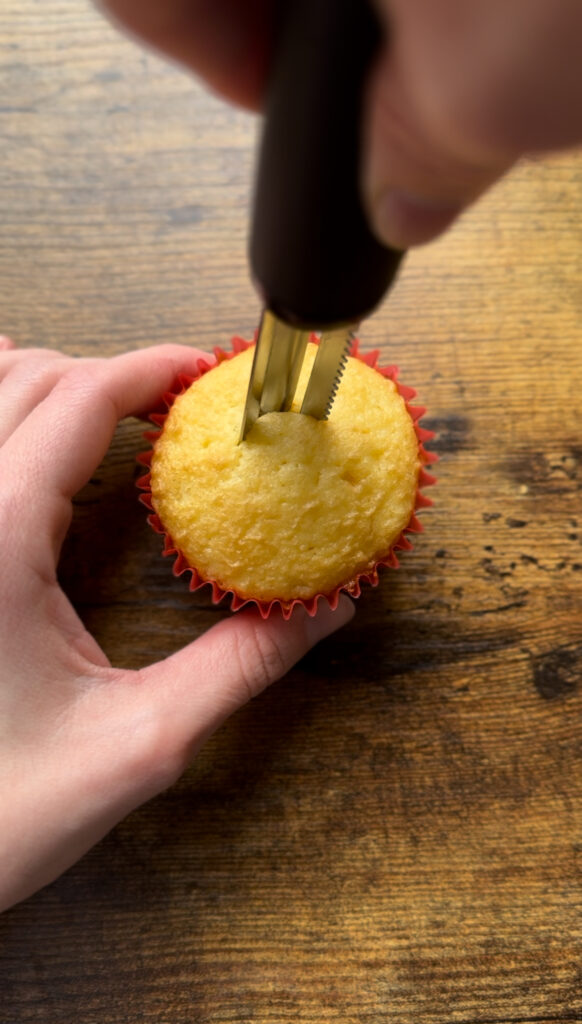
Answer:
1;3;581;1021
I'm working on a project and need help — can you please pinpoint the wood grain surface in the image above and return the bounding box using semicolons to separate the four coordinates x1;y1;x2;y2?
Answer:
1;2;582;1022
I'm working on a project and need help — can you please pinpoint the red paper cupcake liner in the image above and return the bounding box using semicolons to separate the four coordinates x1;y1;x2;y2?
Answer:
137;335;437;619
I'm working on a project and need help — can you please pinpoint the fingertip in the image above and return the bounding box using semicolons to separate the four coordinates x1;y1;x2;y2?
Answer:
0;336;15;351
370;189;463;248
361;44;503;249
303;594;355;647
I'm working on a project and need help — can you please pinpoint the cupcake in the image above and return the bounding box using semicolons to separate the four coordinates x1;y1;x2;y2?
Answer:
138;337;436;617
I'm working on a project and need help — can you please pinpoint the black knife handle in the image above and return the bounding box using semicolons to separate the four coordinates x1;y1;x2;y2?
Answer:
250;0;404;330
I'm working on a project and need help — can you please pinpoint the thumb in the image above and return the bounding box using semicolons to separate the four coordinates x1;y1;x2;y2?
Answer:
0;598;354;911
133;595;355;789
363;0;582;249
361;0;556;249
361;42;514;250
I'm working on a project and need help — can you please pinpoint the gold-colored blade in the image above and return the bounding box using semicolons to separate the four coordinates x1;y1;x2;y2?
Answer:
300;326;354;419
239;309;309;441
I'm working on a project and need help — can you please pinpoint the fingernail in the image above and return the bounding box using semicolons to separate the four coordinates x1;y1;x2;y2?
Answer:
304;595;355;645
372;189;462;249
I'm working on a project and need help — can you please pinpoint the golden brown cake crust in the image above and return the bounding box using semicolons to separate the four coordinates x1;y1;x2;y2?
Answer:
147;342;426;605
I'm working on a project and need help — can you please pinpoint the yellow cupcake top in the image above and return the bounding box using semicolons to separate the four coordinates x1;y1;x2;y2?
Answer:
150;343;420;602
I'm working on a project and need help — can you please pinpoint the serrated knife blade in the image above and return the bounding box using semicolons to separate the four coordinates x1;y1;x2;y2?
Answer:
300;327;354;420
239;317;354;441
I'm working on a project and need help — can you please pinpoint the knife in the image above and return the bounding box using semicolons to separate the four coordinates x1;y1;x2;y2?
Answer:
240;0;404;441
